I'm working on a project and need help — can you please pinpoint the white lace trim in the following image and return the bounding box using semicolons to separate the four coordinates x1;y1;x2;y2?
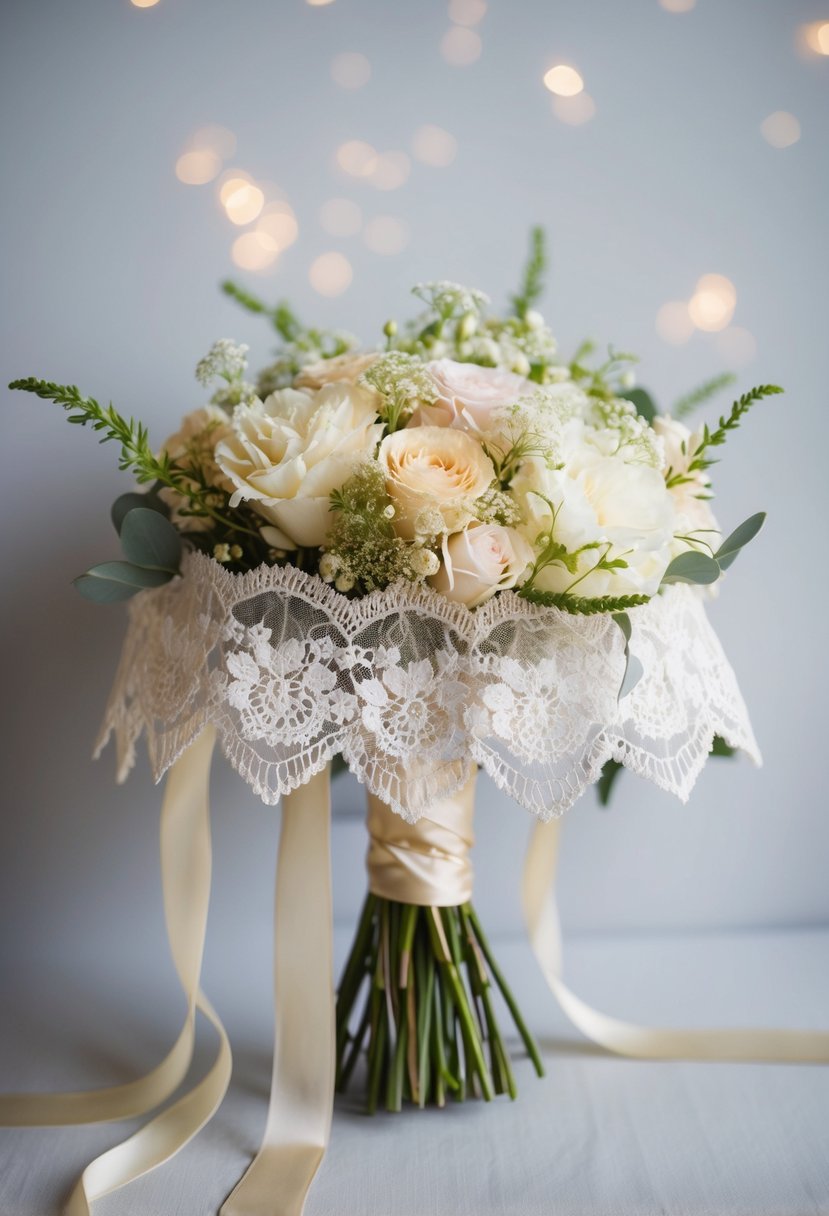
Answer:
95;552;760;821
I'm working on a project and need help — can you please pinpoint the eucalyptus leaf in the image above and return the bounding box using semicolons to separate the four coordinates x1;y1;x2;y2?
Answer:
612;611;643;701
715;511;766;571
111;491;168;535
619;387;657;423
74;560;173;603
120;507;182;572
661;551;721;586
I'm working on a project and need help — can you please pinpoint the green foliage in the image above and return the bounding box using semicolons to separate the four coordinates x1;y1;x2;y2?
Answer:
221;280;302;342
661;551;721;586
676;384;782;478
613;611;644;701
111;489;168;534
619;387;657;423
510;226;547;319
74;560;173;603
596;759;624;807
672;372;737;420
518;588;650;614
715;512;766;571
73;505;181;603
9;378;172;484
662;512;766;587
119;507;182;572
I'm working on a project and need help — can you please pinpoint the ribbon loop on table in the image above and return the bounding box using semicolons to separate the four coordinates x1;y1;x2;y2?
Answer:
524;817;829;1063
366;771;476;907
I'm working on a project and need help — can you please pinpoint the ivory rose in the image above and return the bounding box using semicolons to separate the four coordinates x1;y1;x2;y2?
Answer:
429;523;534;608
410;358;531;431
652;415;721;555
514;449;676;598
378;426;496;538
158;406;233;533
294;352;378;390
215;382;383;548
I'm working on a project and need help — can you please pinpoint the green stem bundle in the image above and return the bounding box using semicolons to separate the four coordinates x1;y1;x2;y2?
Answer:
336;895;544;1112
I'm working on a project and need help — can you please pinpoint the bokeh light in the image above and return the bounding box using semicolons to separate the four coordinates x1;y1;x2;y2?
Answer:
552;93;596;125
799;21;829;54
655;301;694;345
331;52;371;89
232;232;278;272
688;274;736;332
715;326;757;367
175;150;222;185
336;140;379;178
760;111;801;149
440;26;482;65
306;0;335;6
369;151;411;191
658;0;696;12
319;198;363;237
363;216;411;255
256;202;299;252
309;252;353;296
543;64;584;97
222;179;265;226
411;124;458;167
131;0;161;7
448;0;487;25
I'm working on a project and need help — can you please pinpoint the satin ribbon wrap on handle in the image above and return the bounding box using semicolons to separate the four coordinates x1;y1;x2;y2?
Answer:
3;757;829;1216
366;771;476;906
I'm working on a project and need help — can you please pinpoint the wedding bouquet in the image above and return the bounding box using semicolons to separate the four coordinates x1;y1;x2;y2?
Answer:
10;232;776;1119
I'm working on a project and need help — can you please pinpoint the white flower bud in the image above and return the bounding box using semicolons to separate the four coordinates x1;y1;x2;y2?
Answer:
335;573;356;593
457;312;477;341
213;543;231;563
319;553;341;583
620;370;636;389
524;309;544;330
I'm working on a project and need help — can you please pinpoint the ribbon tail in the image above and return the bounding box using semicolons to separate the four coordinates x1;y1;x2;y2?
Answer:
221;762;334;1216
2;726;233;1214
524;818;829;1063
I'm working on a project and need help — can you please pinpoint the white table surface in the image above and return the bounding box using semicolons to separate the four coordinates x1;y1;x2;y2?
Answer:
2;927;829;1216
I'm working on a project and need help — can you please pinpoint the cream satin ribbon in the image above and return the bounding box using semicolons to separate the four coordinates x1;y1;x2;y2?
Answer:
0;733;335;1216
525;817;829;1062
366;772;476;907
221;763;334;1216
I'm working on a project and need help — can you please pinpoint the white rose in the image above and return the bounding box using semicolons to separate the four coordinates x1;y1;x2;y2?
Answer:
215;382;383;548
652;415;721;556
158;406;233;533
294;351;379;390
410;359;532;431
430;523;534;608
378;425;495;539
514;450;676;597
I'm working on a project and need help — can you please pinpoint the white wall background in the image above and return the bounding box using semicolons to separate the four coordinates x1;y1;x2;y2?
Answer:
1;0;828;972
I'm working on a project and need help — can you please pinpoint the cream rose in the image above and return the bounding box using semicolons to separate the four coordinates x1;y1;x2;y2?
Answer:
294;351;378;390
215;382;383;548
430;523;534;608
652;415;721;556
158;406;233;533
378;426;495;538
514;449;676;598
410;359;532;431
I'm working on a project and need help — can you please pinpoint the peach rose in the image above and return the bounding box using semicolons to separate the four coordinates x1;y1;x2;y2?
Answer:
294;352;378;390
429;523;534;608
378;426;495;539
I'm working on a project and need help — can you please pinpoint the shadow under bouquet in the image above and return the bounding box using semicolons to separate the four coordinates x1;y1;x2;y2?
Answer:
9;231;774;1129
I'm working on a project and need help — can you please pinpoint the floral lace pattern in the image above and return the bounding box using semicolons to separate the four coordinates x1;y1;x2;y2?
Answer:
96;552;760;821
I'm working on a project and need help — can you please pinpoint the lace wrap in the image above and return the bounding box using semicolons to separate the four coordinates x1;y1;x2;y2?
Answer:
96;552;760;822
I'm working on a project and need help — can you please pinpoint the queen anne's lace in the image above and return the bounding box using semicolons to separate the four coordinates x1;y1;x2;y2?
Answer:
96;552;759;822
